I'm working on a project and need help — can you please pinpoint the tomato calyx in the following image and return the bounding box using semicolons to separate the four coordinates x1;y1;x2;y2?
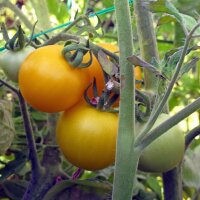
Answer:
62;39;93;68
84;78;119;111
2;22;35;52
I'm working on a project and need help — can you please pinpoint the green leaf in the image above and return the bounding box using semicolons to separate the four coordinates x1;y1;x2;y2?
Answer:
2;180;28;200
183;146;200;189
146;176;162;199
31;111;47;121
144;0;200;34
143;0;180;16
46;0;69;23
98;50;118;76
163;48;182;78
43;179;112;200
0;151;27;181
157;15;177;26
179;13;200;34
179;57;199;78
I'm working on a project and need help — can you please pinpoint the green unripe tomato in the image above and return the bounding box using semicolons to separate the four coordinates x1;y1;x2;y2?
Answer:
138;113;185;173
0;46;35;82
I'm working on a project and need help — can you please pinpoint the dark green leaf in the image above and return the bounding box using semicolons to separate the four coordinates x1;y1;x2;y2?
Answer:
144;0;200;34
31;111;47;121
179;57;199;79
146;176;162;199
43;179;112;200
98;50;118;76
157;15;177;26
2;180;28;200
0;151;27;181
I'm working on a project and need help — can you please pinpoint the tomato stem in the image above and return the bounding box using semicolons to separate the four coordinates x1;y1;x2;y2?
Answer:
135;22;200;146
134;0;159;92
136;97;200;151
18;91;44;178
112;0;139;199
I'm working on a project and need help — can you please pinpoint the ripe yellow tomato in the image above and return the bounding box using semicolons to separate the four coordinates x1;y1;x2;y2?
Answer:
19;45;90;113
138;114;185;173
56;103;118;171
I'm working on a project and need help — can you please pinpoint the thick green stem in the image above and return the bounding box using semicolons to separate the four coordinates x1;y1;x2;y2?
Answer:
112;0;139;200
137;98;200;150
134;0;159;92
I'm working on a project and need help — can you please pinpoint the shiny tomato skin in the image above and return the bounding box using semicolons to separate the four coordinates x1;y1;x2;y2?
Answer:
138;114;185;173
19;45;90;113
56;103;118;171
0;46;35;82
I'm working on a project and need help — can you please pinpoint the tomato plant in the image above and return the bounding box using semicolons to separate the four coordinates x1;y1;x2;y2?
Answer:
0;46;35;82
137;113;185;173
19;45;90;113
83;42;142;97
82;43;119;97
56;102;118;171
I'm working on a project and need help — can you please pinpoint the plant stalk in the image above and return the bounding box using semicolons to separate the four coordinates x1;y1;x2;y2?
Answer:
18;91;43;178
135;22;200;146
112;0;139;199
162;164;183;200
137;97;200;150
134;0;159;92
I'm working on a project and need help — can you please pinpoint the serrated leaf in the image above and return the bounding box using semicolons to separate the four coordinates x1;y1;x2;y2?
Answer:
98;50;118;76
2;180;28;200
0;99;15;155
183;146;200;189
179;57;199;79
163;49;182;78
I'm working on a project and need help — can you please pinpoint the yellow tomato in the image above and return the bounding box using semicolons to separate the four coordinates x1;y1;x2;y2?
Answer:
19;45;90;113
56;103;118;171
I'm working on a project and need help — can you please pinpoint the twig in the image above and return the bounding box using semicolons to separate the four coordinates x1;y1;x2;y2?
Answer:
135;22;200;146
185;125;200;149
18;91;43;178
0;79;18;95
137;98;200;150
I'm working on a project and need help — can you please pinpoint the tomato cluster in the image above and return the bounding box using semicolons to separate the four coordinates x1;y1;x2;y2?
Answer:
17;43;122;170
1;42;185;173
